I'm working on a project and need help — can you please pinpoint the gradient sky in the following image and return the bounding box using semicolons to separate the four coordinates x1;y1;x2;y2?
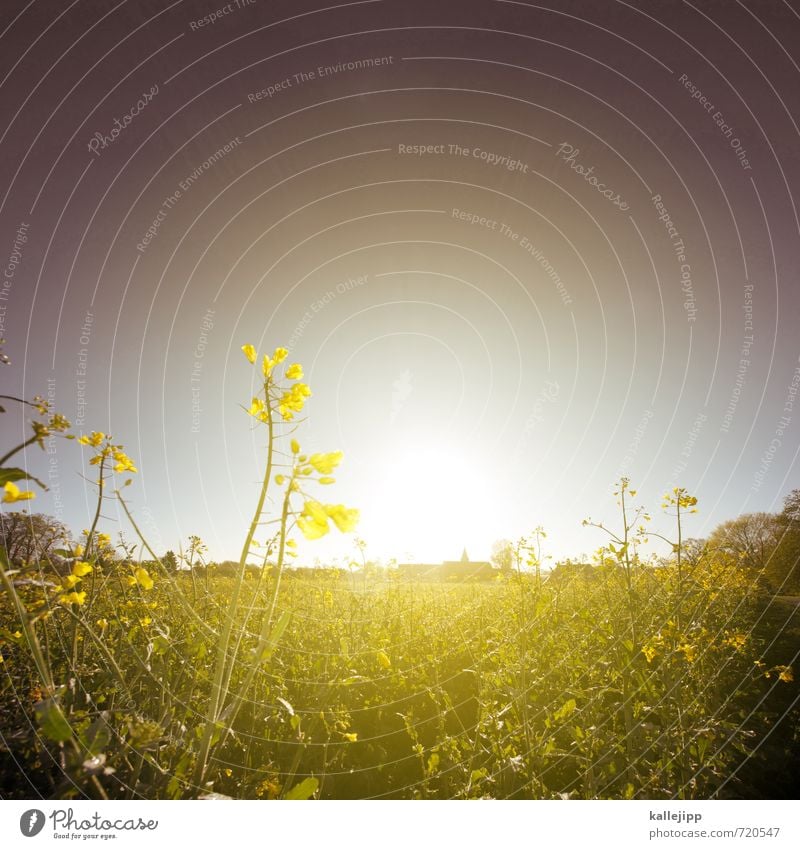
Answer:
1;0;799;565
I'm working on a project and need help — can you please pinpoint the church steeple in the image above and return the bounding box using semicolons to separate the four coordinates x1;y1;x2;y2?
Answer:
460;547;470;563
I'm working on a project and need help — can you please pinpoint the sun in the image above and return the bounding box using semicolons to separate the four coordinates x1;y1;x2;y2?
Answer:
363;442;503;562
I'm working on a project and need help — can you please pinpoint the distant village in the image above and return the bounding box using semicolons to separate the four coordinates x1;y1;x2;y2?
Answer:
396;548;495;580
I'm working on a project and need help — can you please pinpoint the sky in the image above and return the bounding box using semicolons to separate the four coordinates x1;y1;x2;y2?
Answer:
1;0;799;566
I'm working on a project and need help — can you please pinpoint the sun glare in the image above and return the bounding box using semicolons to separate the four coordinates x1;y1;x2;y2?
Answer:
365;443;501;562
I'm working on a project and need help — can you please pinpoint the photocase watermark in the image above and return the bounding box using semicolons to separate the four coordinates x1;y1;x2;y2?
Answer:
139;504;165;553
188;0;256;31
617;408;654;478
19;807;158;837
554;144;630;211
669;410;708;483
720;282;754;434
75;311;93;428
499;221;573;307
678;73;752;170
45;377;65;521
390;369;413;423
752;355;799;492
398;143;529;173
247;55;394;102
137;138;242;254
652;194;695;322
513;379;560;463
20;808;45;837
450;208;573;306
1;223;29;328
190;308;215;434
287;274;369;350
87;85;159;157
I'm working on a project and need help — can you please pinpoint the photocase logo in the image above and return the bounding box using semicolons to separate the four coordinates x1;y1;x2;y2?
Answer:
19;809;45;837
390;369;413;423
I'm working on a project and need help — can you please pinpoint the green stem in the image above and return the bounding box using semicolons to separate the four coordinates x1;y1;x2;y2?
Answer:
193;390;275;789
219;488;292;738
0;545;55;695
84;456;106;560
0;433;39;467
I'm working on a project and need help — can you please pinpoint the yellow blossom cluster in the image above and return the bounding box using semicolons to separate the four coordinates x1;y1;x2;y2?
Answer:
722;632;748;651
277;382;312;421
242;343;311;422
662;487;699;513
126;566;155;591
56;560;94;605
76;432;138;474
296;500;359;540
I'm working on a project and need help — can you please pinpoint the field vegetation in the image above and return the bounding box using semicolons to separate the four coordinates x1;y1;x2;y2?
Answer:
0;342;797;799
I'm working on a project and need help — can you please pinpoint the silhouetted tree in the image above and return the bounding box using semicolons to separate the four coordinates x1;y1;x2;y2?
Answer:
0;511;71;566
491;539;514;574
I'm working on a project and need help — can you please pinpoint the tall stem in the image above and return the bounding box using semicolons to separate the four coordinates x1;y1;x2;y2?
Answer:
84;456;106;560
193;390;274;788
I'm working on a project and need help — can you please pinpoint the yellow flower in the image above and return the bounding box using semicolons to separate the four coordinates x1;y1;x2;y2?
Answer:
275;474;286;485
318;477;335;485
642;644;657;663
61;574;80;589
78;431;105;447
724;633;747;651
277;382;312;421
97;533;111;549
248;397;265;417
297;500;330;540
72;561;93;578
309;451;343;474
342;732;358;743
242;344;257;364
272;347;288;365
678;643;697;663
2;481;35;503
778;666;794;683
376;650;391;669
112;450;138;473
133;567;154;591
290;438;300;454
59;591;87;606
325;504;359;533
285;363;303;380
96;618;109;630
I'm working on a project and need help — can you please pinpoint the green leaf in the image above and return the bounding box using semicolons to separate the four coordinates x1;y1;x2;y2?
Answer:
0;467;47;490
284;776;319;800
35;697;72;743
151;635;171;656
254;609;291;664
553;698;577;723
80;713;112;757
